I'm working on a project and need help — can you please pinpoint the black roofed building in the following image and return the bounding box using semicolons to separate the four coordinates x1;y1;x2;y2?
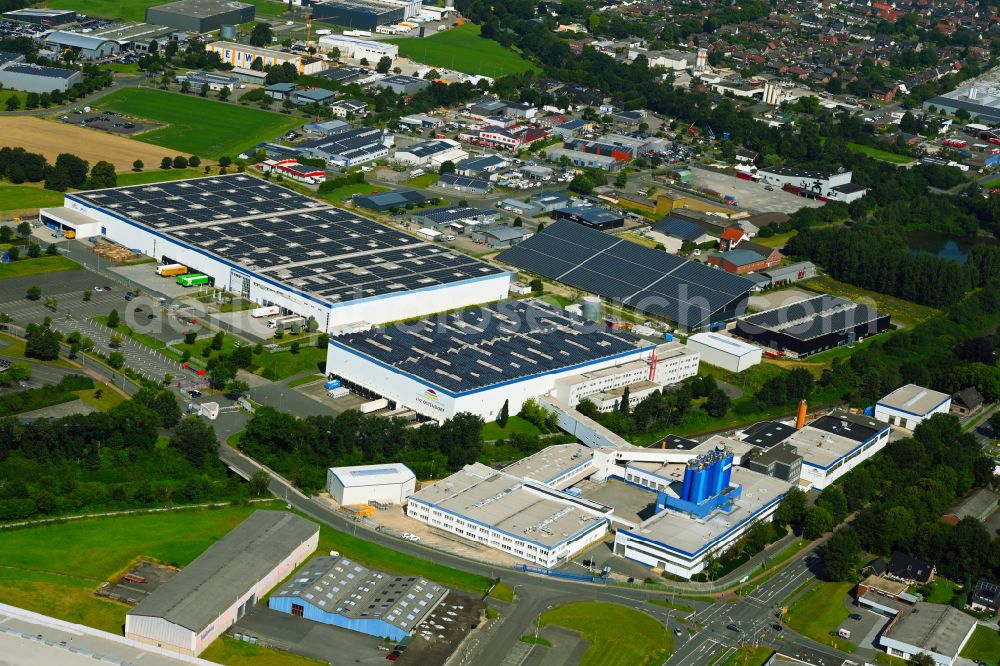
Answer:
735;295;890;357
497;219;756;330
145;0;255;32
297;126;393;167
887;551;936;584
551;205;625;231
969;580;1000;614
125;511;319;656
352;188;430;212
950;386;984;417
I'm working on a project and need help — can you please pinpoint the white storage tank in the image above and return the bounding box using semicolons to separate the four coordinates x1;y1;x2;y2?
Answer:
581;295;601;321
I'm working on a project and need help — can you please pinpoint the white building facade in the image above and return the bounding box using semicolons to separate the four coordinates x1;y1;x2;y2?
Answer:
875;384;952;430
326;463;416;505
686;332;762;372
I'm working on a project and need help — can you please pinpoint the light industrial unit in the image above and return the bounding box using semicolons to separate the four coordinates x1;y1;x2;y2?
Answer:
51;174;510;332
497;220;756;330
268;555;447;641
326;463;416;505
735;294;890;357
875;384;952;430
125;511;319;656
685;332;762;372
326;299;670;422
146;0;255;32
0;53;82;93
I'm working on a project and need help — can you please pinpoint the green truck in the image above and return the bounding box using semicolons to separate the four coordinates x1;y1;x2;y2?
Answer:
176;273;210;287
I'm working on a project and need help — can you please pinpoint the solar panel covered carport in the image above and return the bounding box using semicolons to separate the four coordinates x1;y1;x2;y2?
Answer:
497;220;755;329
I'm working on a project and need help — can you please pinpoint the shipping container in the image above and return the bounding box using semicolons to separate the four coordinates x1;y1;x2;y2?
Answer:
251;305;280;318
177;273;209;287
358;398;389;413
156;263;188;277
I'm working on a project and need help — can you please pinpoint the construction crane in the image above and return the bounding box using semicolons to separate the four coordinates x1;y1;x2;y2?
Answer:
704;125;716;141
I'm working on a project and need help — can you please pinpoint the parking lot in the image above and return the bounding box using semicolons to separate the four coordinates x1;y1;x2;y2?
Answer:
57;110;153;136
689;167;825;214
96;560;177;606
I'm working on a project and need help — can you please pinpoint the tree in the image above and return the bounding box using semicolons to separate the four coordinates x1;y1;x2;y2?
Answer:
89;161;117;189
160;156;172;169
209;358;237;389
5;94;19;111
25;323;60;360
705;389;730;417
249;469;271;496
106;309;120;328
218;156;232;169
25;286;40;301
200;83;209;97
180;80;191;94
290;341;300;354
82;289;92;302
218;86;231;102
188;155;201;168
226;379;250;398
822;527;860;581
774;487;808;534
619;385;631;416
376;56;392;74
108;351;124;369
26;242;39;258
250;56;264;71
804;505;834;539
248;23;273;47
209;331;224;351
172;155;188;169
907;654;935;666
497;399;509;428
615;170;628;188
16;221;29;238
439;160;456;174
170;416;218;467
109;334;122;348
132;159;144;172
184;330;197;345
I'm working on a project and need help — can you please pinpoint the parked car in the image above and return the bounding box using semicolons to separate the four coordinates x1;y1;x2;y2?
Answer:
727;624;742;633
849;613;862;621
401;532;420;542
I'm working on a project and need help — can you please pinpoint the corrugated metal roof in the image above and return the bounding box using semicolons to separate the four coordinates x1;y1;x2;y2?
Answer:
46;31;117;49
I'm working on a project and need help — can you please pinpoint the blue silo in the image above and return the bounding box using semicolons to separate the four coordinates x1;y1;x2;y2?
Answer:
689;463;710;504
718;450;734;492
681;464;694;501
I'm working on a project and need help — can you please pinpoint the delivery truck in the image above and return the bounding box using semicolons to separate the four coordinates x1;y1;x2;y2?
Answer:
156;264;188;277
251;305;281;318
267;315;305;329
177;273;210;287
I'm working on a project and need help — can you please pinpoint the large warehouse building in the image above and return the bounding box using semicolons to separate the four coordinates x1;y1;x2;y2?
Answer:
875;384;952;430
146;0;255;33
735;294;890;357
48;175;511;332
326;299;699;422
207;41;326;75
685;332;762;372
326;463;416;505
0;53;82;93
756;166;867;202
268;555;447;640
125;511;319;656
497;220;756;330
311;0;409;29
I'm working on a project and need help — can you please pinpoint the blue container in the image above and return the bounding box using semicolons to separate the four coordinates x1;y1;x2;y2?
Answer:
664;333;673;342
325;379;341;390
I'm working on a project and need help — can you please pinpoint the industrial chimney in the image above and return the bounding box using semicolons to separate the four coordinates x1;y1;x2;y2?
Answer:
795;399;807;429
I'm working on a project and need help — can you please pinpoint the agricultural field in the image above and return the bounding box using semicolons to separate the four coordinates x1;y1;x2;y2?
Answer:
801;275;939;329
96;88;301;159
847;143;914;164
538;602;673;666
46;0;288;21
0;185;65;213
388;23;539;77
0;117;171;171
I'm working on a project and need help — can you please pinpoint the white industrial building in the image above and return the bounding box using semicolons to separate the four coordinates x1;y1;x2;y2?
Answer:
878;602;977;666
875;384;952;430
756;166;868;203
326;300;699;422
686;332;762;372
326;463;416;505
393;139;468;168
318;34;398;61
207;41;326;75
46;175;511;332
125;511;318;656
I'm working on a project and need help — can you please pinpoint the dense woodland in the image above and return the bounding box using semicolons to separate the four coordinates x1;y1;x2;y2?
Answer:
820;415;999;593
0;387;255;521
238;407;484;491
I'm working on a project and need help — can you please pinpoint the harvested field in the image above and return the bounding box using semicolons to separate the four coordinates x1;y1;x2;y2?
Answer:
0;117;171;171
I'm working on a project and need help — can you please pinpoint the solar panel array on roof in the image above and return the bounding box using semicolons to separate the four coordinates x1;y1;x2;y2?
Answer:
497;220;754;328
70;174;505;305
737;295;887;342
438;174;490;191
332;299;650;394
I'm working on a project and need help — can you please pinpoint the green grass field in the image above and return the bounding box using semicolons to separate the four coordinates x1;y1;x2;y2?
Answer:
255;345;326;380
0;255;80;279
722;646;774;666
74;382;126;411
801;275;940;329
116;168;204;187
388;23;539;77
96;88;301;158
783;582;855;653
481;414;542;440
404;172;441;188
47;0;287;21
321;182;383;202
201;636;326;666
960;625;1000;666
847;142;913;164
0;185;65;212
538;602;673;666
287;373;323;388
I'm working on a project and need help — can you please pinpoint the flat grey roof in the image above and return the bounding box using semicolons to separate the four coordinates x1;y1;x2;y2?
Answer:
878;384;951;415
882;602;976;657
148;0;253;18
128;511;318;632
500;443;595;487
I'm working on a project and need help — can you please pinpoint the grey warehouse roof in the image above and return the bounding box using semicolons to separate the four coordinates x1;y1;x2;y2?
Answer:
128;511;318;632
330;299;651;394
68;174;504;306
3;63;78;79
270;555;445;633
497;220;755;328
147;0;253;18
46;31;118;49
737;295;886;342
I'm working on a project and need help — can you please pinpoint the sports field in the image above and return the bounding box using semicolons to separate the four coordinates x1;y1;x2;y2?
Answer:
0;185;64;213
46;0;288;21
96;88;301;159
388;23;539;77
0;117;172;171
538;602;673;666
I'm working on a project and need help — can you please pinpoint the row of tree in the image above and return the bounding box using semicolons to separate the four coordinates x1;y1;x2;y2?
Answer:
0;146;116;191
